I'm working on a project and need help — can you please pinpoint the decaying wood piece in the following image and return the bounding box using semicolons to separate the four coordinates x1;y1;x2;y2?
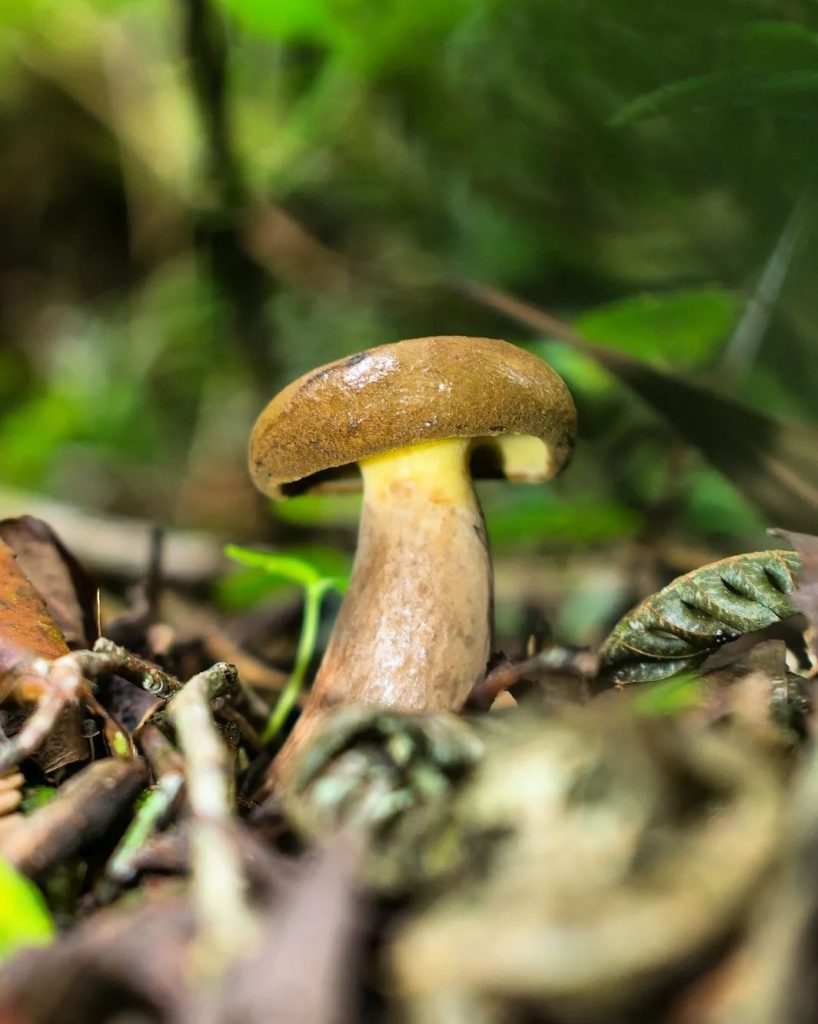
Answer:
391;709;785;1022
0;757;148;875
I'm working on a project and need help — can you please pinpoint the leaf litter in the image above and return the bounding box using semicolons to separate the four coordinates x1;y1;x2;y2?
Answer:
0;515;818;1024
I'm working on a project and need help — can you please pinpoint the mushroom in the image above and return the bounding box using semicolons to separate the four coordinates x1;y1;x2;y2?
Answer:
249;336;576;785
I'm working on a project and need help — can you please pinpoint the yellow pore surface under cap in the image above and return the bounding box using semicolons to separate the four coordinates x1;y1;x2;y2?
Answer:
359;438;479;512
359;433;550;506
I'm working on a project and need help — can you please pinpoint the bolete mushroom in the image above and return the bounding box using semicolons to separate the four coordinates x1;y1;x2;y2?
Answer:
249;336;576;785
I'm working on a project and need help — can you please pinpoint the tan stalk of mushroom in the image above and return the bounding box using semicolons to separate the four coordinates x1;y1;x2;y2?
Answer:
323;436;491;710
249;337;577;788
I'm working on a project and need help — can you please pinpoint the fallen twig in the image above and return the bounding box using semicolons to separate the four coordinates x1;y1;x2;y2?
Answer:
169;663;258;976
91;637;183;699
0;758;149;875
0;642;184;772
102;726;186;892
467;647;597;712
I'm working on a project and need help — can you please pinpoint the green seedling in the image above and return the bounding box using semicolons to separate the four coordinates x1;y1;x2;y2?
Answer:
225;545;348;743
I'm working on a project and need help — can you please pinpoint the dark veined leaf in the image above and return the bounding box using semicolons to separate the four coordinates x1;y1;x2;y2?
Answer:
771;529;818;665
598;550;801;683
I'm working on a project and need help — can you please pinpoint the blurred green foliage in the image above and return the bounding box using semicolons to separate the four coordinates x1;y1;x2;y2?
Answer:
0;857;55;960
2;0;818;644
631;674;705;717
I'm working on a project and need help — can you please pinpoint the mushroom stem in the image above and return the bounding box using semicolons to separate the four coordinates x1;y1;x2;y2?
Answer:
273;438;492;784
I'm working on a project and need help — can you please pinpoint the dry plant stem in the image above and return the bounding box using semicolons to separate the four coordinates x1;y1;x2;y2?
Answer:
0;644;183;772
468;648;598;712
272;439;492;786
170;663;258;975
140;723;187;779
103;727;186;890
0;657;92;773
105;774;185;887
217;703;263;751
92;637;184;698
0;772;24;816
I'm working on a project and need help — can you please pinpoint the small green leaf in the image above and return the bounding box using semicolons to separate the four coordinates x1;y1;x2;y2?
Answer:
110;731;132;759
0;857;55;960
599;550;800;683
681;466;766;538
575;289;736;368
737;21;818;74
217;546;351;610
611;24;818;128
225;544;328;589
214;0;336;45
611;72;734;125
224;543;347;743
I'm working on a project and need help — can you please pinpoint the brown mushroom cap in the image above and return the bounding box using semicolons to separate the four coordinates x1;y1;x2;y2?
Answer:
250;336;577;498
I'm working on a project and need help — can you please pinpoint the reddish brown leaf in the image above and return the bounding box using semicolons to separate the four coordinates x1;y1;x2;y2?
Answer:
0;517;97;650
0;541;69;676
0;540;87;774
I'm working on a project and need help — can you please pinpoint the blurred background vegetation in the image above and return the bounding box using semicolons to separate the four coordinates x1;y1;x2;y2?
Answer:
3;0;818;652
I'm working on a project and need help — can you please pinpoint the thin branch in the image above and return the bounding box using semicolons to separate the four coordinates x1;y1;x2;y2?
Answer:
170;663;258;975
468;647;597;712
0;643;182;772
104;775;184;886
92;637;184;699
1;759;149;875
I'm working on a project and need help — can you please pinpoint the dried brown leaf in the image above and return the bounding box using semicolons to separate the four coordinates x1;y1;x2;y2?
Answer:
0;540;88;774
0;541;69;676
0;517;97;650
